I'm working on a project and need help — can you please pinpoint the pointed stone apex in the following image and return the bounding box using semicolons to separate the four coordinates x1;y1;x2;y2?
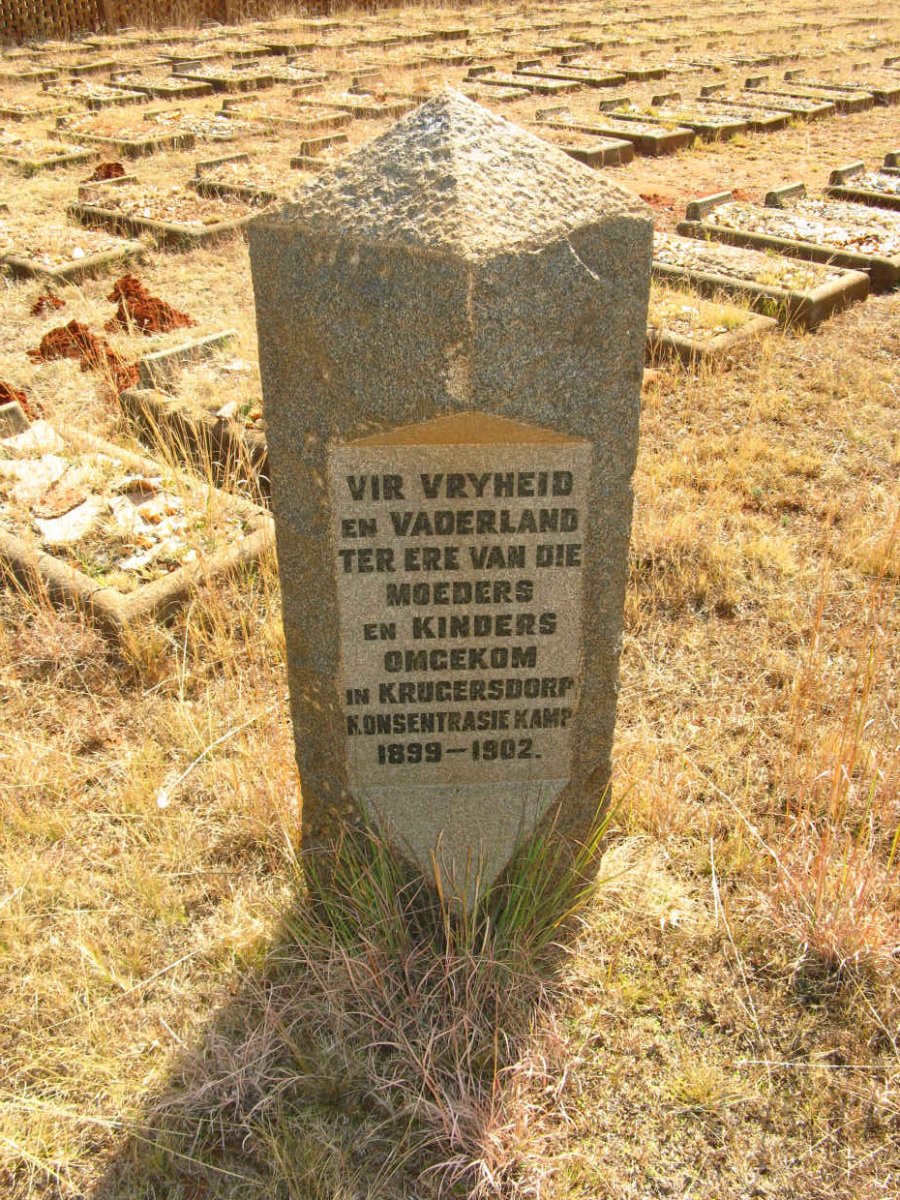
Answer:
276;87;650;259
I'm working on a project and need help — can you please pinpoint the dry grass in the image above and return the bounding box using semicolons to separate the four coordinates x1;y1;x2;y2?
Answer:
2;1;900;1197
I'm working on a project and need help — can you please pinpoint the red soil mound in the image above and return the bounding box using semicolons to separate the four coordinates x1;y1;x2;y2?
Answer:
31;292;66;317
28;320;138;394
105;274;195;335
83;161;126;182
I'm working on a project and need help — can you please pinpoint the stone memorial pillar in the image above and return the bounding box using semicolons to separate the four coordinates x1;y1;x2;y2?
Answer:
250;90;652;897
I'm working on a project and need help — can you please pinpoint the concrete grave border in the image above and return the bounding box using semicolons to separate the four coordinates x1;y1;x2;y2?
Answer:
0;424;273;638
114;76;215;100
556;108;695;155
679;191;900;292
646;312;778;365
76;174;140;201
56;121;197;158
172;63;276;92
67;197;262;250
119;385;268;496
136;329;238;388
825;160;900;211
633;93;749;140
0;100;74;121
296;131;351;157
531;116;635;166
740;76;840;118
1;238;144;283
650;256;869;329
222;95;353;132
189;153;281;206
515;61;626;88
0;145;98;176
694;92;791;132
783;69;900;106
45;85;150;111
743;80;873;113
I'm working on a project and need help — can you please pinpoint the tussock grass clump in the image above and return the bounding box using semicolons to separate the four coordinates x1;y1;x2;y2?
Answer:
133;820;608;1200
767;536;900;986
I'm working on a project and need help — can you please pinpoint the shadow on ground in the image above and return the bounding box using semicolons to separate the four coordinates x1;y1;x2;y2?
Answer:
91;834;572;1200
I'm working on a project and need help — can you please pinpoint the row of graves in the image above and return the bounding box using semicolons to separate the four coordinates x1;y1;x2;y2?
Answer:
1;0;900;639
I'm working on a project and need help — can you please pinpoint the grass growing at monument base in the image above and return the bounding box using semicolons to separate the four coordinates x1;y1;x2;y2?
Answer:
101;821;609;1200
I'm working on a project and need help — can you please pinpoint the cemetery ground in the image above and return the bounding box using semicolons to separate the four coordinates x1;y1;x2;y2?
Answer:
1;2;899;1197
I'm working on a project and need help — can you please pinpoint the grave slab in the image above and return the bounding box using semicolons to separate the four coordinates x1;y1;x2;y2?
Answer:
825;161;900;211
0;420;273;638
783;72;900;106
249;90;652;899
745;81;874;112
678;191;900;292
652;230;869;328
540;111;694;156
647;285;778;364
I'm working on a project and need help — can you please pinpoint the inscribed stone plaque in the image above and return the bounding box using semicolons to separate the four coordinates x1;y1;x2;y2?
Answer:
329;411;592;887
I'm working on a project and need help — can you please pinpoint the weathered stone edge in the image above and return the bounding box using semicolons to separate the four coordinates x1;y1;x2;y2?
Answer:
68;201;259;247
650;260;870;329
646;312;778;364
1;242;144;282
676;219;900;292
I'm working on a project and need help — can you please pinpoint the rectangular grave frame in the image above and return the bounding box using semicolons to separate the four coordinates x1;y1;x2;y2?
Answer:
304;93;414;120
515;62;627;88
541;114;694;156
725;88;834;119
469;69;581;96
189;170;280;205
221;97;353;133
612;99;748;141
532;125;635;166
67;58;118;78
0;144;98;176
172;64;276;93
744;81;874;113
824;160;900;211
694;94;792;132
678;191;900;292
0;100;74;122
783;72;900;106
43;83;150;111
1;237;144;283
651;240;870;329
68;198;263;250
646;309;779;365
110;74;216;100
119;385;269;498
55;121;197;158
0;424;273;639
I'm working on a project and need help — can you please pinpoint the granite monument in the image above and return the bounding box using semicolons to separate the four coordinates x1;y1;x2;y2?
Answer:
249;89;652;898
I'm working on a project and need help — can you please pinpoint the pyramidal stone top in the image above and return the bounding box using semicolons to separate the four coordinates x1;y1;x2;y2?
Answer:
272;88;650;259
